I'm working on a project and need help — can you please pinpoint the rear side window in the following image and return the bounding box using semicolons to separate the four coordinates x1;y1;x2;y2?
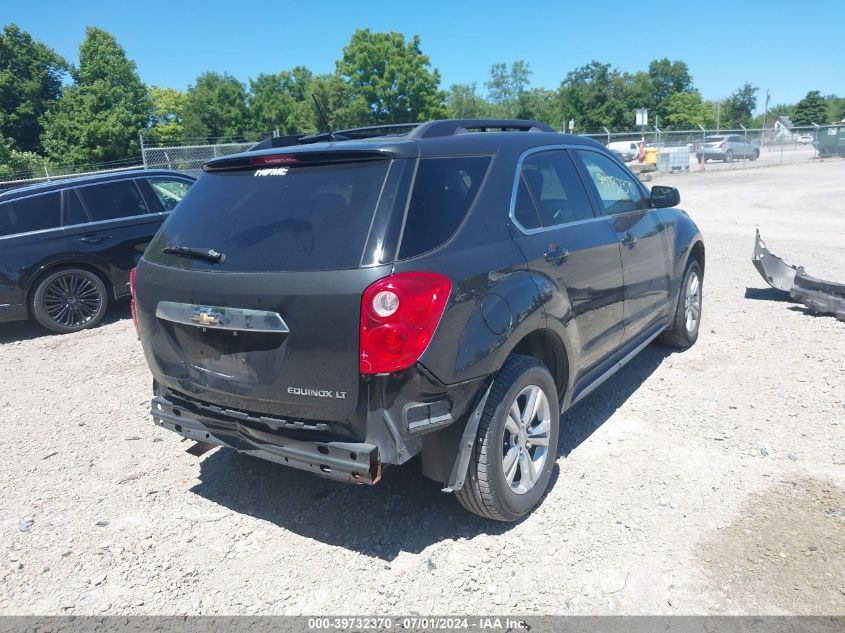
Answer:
0;192;61;237
513;150;594;231
398;156;490;259
147;178;192;211
148;160;391;272
78;180;148;221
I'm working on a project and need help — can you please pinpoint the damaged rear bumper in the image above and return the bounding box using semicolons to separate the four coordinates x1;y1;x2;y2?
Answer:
151;394;382;484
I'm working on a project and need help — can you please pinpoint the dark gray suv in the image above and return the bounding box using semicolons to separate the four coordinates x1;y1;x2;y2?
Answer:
133;119;705;521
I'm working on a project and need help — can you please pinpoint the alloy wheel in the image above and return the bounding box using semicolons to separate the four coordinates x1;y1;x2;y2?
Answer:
502;384;551;495
42;273;103;329
684;270;701;334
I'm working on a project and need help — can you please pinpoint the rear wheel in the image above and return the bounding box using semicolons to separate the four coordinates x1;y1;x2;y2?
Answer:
455;354;560;522
724;150;734;162
751;149;759;161
658;260;702;349
31;268;108;334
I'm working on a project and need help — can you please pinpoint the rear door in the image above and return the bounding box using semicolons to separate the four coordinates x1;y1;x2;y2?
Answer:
508;147;625;376
0;191;66;311
573;149;672;345
136;155;409;423
70;179;164;296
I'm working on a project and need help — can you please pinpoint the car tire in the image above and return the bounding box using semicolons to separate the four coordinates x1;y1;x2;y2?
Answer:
751;149;759;161
724;150;734;162
455;354;560;522
31;268;109;334
657;259;703;349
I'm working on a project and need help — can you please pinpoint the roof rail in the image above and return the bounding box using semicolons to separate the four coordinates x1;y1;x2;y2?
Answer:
409;119;555;139
248;119;555;151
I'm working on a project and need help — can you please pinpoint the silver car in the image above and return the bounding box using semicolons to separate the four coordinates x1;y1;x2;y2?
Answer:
695;134;759;162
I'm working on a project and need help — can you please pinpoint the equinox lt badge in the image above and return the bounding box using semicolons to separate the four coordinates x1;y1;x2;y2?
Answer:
288;387;347;399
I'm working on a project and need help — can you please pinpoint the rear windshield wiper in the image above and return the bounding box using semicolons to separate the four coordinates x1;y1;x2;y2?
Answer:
161;245;226;264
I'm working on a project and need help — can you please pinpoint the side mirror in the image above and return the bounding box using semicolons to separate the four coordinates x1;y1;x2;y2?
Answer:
651;185;680;208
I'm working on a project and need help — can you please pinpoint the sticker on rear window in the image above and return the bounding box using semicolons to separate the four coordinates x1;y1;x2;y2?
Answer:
254;167;289;177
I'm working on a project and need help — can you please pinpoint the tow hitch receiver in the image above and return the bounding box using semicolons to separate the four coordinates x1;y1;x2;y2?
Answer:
751;229;845;322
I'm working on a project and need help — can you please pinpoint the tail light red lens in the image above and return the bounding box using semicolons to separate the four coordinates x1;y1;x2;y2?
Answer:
360;272;451;374
718;142;725;149
129;267;138;335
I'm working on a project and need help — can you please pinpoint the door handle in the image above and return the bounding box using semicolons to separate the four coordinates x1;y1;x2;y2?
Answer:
544;246;569;264
79;234;110;244
622;233;637;248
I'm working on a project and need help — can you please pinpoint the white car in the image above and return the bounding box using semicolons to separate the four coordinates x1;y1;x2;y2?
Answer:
607;140;641;162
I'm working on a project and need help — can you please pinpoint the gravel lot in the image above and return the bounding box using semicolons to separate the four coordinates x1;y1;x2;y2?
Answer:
1;159;844;616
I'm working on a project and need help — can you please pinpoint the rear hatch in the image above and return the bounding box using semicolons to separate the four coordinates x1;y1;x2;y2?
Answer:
702;136;726;150
135;150;414;424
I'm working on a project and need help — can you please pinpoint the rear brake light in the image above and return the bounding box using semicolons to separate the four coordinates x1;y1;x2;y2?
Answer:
718;142;725;149
251;154;299;166
360;272;451;374
129;267;139;336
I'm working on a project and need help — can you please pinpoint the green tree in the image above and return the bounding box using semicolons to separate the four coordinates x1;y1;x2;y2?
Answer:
148;86;186;144
825;94;845;123
288;73;371;133
0;24;68;152
337;29;446;124
248;66;312;135
720;83;757;128
41;27;150;164
558;61;628;131
792;90;828;126
182;72;250;141
485;60;532;117
647;58;693;121
0;133;47;178
664;91;713;129
446;83;493;119
519;88;560;128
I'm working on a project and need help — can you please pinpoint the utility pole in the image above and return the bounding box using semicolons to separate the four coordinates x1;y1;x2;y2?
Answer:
761;89;771;150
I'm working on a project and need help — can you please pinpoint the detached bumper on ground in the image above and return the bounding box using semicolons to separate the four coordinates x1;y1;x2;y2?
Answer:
752;228;845;321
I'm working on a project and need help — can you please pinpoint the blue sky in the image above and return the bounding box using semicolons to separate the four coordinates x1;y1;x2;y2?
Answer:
6;0;844;113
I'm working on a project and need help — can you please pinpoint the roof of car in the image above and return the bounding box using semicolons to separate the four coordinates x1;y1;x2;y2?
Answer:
204;119;607;169
0;169;194;200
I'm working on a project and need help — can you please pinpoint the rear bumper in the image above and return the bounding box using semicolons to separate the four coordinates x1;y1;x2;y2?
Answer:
151;394;382;484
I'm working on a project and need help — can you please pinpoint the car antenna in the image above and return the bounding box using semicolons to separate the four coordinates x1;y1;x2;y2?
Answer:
311;94;336;140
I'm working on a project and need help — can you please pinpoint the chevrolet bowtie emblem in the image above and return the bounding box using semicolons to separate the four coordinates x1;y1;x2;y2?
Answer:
191;307;224;326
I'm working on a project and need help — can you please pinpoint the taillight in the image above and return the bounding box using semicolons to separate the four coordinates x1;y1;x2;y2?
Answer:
360;272;451;374
129;267;139;336
718;142;725;149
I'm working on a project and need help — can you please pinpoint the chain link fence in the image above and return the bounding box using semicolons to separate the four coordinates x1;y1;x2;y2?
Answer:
139;138;261;177
0;157;144;190
578;124;837;172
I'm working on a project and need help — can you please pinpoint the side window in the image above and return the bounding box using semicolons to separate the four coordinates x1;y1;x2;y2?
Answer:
63;190;89;226
512;150;595;230
147;178;192;212
575;150;650;215
0;192;61;237
78;180;148;221
398;156;490;259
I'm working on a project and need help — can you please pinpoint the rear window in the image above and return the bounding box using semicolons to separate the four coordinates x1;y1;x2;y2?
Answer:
148;159;391;272
0;192;61;237
705;136;726;142
398;156;490;259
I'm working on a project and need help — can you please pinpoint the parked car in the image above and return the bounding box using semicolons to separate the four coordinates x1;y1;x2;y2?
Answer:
796;134;814;145
133;119;704;521
607;140;641;162
695;134;759;162
0;170;194;333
